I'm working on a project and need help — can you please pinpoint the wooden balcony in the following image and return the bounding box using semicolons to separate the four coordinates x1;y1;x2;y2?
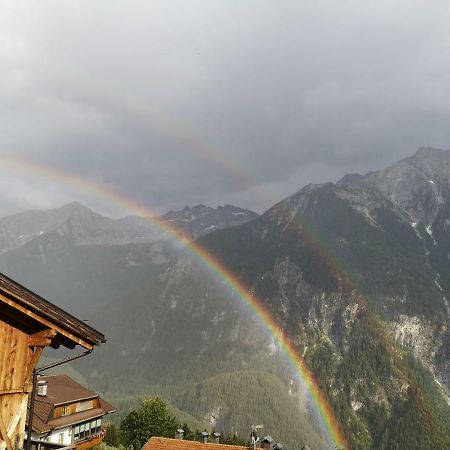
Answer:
75;436;104;450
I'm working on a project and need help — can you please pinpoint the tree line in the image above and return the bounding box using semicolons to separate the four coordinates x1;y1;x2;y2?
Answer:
104;397;248;449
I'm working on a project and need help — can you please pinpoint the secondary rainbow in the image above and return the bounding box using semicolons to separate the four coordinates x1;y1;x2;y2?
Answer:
0;154;347;448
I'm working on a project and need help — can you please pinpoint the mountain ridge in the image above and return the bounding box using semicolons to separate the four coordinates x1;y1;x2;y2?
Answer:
0;201;258;253
0;202;258;314
1;147;449;448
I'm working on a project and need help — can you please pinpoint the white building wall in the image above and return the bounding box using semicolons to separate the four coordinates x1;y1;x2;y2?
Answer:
29;427;72;447
29;417;104;447
45;426;72;446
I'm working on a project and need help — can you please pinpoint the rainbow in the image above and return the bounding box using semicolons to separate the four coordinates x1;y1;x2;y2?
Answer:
42;71;267;205
0;155;347;448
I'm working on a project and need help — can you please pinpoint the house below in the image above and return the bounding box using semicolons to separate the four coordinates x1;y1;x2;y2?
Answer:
142;437;249;450
28;375;116;450
141;432;285;450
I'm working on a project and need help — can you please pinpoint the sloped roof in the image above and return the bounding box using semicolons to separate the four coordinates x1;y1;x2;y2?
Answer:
142;437;249;450
36;375;97;405
0;272;104;349
31;403;52;433
99;398;117;414
48;408;105;429
29;375;117;433
34;400;53;423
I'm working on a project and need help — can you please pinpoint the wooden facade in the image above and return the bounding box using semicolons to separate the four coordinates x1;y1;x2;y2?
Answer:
0;322;55;450
52;399;98;419
74;435;103;450
0;273;105;450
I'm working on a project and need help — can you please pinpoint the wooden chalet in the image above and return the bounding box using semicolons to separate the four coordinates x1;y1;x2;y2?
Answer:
0;272;105;450
29;375;116;450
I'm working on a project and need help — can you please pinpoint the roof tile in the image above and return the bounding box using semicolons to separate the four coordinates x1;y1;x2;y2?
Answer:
29;375;116;433
36;375;99;405
142;437;249;450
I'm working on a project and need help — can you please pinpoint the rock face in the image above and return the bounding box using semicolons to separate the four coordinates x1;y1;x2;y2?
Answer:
338;147;450;391
161;204;258;238
341;146;450;224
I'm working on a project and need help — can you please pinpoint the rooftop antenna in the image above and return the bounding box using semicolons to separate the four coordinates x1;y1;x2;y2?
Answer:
250;425;263;450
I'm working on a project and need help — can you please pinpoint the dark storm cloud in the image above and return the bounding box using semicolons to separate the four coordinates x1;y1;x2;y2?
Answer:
1;0;450;217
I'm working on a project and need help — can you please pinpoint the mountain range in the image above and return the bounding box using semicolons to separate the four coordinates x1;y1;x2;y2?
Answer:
1;147;449;449
0;202;256;314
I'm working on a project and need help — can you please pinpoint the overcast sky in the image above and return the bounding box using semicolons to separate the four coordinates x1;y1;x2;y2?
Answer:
1;0;450;217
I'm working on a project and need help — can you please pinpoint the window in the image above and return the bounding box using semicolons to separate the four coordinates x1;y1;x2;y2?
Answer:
62;405;69;416
73;419;103;441
58;434;64;444
76;400;93;412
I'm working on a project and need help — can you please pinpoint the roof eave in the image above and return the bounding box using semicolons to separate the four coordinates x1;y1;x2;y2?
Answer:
0;272;105;348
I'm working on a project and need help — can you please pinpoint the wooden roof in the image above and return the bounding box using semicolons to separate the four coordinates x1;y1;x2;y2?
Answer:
30;375;117;433
32;401;53;433
34;375;100;405
142;437;249;450
0;272;105;349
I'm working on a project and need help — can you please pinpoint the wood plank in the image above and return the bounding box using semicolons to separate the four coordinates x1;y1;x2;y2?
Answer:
0;415;13;450
30;329;57;339
28;337;51;347
0;390;23;396
22;331;56;385
12;329;24;392
75;436;104;450
24;347;44;385
17;396;27;450
4;327;17;391
6;397;26;438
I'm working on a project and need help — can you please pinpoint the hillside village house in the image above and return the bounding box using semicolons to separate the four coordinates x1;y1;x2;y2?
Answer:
28;375;116;450
142;433;284;450
142;436;249;450
0;272;105;450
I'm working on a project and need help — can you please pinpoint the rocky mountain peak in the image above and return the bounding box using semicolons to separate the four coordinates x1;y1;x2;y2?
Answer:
413;145;449;159
58;200;93;215
336;147;450;224
337;172;365;186
161;204;258;238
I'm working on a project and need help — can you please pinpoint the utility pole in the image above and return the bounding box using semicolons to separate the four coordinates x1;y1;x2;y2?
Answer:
250;425;263;450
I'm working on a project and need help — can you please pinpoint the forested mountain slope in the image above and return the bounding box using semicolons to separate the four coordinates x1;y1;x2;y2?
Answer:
84;148;450;449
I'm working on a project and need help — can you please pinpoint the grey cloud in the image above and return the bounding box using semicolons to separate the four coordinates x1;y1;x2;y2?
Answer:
1;0;450;217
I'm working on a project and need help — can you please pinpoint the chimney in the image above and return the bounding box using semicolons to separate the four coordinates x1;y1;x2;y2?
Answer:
37;380;48;396
260;436;273;449
199;432;209;444
211;432;221;444
175;429;185;440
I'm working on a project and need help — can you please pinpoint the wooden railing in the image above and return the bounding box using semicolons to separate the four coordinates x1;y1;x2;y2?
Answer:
75;436;103;450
